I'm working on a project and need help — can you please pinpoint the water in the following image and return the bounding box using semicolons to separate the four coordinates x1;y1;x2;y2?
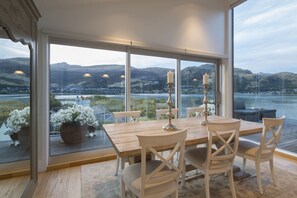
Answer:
234;93;297;118
1;93;296;141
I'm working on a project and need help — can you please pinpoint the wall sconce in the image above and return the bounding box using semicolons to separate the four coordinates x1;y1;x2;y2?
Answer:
193;78;197;82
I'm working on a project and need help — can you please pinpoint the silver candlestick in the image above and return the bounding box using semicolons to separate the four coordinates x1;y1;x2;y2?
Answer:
163;82;177;131
201;83;209;126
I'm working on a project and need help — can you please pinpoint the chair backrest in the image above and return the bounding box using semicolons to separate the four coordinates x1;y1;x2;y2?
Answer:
206;121;241;174
258;116;285;157
155;108;178;120
137;129;187;197
112;110;141;123
186;107;204;118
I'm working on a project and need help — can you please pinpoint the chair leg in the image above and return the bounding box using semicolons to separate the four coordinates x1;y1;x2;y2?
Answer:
255;160;263;194
269;159;276;185
121;177;126;198
242;158;246;172
228;169;237;198
115;155;120;176
181;160;186;187
205;173;210;198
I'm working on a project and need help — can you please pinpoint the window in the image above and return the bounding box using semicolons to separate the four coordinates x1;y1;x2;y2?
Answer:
0;38;30;164
233;0;297;154
49;44;126;156
130;54;176;120
180;60;216;118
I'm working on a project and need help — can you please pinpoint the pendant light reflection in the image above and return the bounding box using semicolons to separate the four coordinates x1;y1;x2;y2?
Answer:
102;74;109;78
14;70;25;75
83;73;92;78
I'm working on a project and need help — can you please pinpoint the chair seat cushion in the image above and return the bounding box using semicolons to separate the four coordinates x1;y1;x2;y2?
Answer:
122;160;177;195
238;140;272;157
185;147;217;169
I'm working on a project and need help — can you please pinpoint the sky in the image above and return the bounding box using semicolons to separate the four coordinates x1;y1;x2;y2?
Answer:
1;0;296;73
234;0;297;73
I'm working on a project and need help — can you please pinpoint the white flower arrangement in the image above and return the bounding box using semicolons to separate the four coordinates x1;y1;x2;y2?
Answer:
51;105;97;129
5;106;30;134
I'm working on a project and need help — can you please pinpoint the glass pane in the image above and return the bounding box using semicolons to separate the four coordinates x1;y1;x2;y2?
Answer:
0;38;30;163
234;0;297;154
180;60;216;118
130;54;176;120
49;44;125;156
0;36;30;197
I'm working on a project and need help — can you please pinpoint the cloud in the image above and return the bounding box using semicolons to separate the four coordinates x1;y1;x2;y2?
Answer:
234;0;297;73
0;39;29;58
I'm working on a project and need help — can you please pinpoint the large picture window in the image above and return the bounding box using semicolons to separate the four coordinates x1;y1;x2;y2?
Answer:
130;54;176;120
180;60;216;118
0;38;31;164
49;44;126;156
233;0;297;154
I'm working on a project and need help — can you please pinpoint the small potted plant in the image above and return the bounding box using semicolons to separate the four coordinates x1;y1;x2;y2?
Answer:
50;105;98;144
5;106;30;147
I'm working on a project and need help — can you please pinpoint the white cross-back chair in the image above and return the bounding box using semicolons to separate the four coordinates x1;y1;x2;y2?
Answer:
186;107;204;118
156;108;178;120
236;116;285;194
113;110;142;176
121;129;187;198
182;120;241;198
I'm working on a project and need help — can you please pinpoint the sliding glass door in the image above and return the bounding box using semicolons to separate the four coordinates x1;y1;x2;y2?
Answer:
49;44;126;156
180;60;216;118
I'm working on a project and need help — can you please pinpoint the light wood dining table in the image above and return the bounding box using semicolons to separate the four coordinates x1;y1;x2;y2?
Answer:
102;115;263;158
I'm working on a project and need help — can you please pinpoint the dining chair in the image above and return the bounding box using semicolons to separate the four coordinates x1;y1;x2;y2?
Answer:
156;108;178;120
182;120;241;198
236;116;285;194
186;107;204;118
121;129;187;198
113;110;142;176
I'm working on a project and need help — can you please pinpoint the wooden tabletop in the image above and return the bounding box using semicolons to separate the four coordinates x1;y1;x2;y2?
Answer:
102;116;263;158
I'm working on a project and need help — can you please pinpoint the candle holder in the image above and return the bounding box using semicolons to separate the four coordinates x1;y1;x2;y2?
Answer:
163;82;177;131
201;83;209;126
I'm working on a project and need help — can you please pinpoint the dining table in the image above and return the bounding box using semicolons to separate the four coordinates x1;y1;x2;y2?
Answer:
102;115;263;159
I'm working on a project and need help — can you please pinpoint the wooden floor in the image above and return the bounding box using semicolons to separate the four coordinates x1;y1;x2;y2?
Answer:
0;130;111;164
3;155;291;198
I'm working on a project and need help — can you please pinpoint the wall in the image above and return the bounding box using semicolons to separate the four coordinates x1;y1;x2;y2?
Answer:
34;0;226;57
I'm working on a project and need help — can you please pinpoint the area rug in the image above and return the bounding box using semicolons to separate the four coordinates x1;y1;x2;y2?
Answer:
81;158;297;198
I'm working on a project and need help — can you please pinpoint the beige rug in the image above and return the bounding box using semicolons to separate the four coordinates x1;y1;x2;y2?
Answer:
81;158;297;198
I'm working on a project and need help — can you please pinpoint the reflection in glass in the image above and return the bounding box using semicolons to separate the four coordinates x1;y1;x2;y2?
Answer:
0;38;30;164
0;35;30;197
233;0;297;154
130;54;176;120
180;60;216;118
49;44;126;156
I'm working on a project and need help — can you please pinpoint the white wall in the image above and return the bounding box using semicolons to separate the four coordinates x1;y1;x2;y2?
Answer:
35;0;226;56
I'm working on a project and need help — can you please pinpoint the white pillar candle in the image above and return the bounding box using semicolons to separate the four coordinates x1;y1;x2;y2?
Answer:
203;73;208;84
167;71;173;83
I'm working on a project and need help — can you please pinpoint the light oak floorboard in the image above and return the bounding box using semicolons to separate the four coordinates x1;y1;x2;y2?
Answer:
0;176;29;198
33;166;81;198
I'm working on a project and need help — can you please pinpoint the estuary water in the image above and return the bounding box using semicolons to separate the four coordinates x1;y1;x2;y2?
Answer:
1;93;296;141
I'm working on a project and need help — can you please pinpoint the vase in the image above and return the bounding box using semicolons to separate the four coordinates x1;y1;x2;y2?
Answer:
9;126;30;148
60;123;88;144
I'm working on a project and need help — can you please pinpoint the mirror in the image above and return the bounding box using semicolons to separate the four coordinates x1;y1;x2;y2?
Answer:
0;26;31;197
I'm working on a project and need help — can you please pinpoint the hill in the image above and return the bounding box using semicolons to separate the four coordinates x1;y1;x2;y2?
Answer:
1;57;297;94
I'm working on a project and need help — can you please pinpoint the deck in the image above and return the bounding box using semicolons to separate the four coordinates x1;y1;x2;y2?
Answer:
0;118;297;164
